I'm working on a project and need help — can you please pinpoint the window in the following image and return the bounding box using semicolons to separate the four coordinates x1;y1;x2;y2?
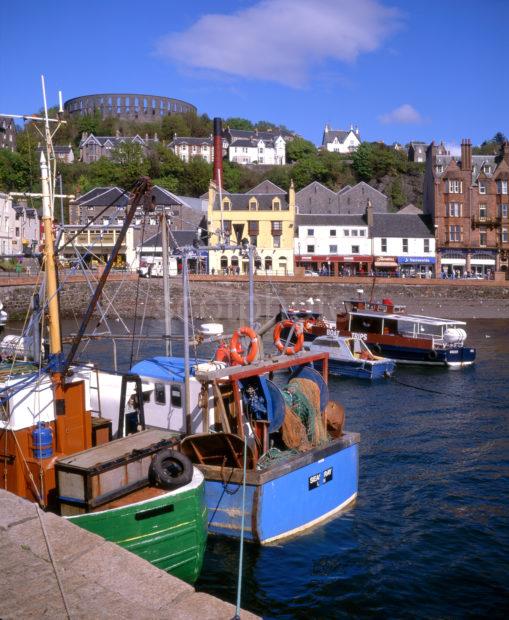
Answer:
329;245;338;253
424;239;430;253
449;225;461;242
478;181;486;195
250;235;258;246
484;165;492;174
271;221;283;235
479;204;487;221
448;180;462;194
154;383;166;405
351;229;358;237
170;385;182;408
344;229;350;236
381;238;387;252
307;228;314;236
501;204;508;218
351;245;359;254
448;202;462;217
359;230;366;237
307;245;315;253
116;217;125;225
497;180;508;195
435;164;444;174
249;199;257;211
502;228;508;243
273;199;281;210
273;236;281;248
402;238;409;253
248;221;259;237
330;229;336;237
479;227;487;246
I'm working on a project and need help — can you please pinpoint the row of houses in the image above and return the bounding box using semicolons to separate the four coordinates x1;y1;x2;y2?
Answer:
76;123;360;165
62;179;435;277
0;193;40;257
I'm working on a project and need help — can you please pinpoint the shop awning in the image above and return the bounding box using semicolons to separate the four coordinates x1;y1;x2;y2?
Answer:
375;257;398;268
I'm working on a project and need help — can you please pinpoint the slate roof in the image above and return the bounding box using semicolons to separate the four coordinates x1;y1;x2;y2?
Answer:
398;204;423;214
246;180;286;195
79;134;157;148
170;136;212;146
36;145;73;154
296;214;367;227
372;214;434;238
213;193;289;211
434;153;497;182
151;186;183;206
74;187;129;207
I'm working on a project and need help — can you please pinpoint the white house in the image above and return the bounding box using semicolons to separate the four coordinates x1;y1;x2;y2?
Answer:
322;124;361;154
224;128;286;165
0;193;16;256
295;214;371;275
371;213;436;276
294;209;436;276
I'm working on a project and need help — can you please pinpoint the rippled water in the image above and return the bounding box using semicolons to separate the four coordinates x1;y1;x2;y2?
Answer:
195;320;509;619
12;316;508;618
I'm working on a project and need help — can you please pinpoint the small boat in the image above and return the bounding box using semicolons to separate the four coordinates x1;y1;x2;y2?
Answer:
294;298;476;367
305;332;396;379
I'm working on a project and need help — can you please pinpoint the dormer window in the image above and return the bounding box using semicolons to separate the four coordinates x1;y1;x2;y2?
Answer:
435;165;444;174
249;198;258;211
479;181;486;195
447;180;462;194
222;198;231;211
272;198;281;211
484;165;492;174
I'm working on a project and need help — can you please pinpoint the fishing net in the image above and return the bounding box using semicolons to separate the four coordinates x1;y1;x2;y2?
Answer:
282;378;328;448
281;405;310;451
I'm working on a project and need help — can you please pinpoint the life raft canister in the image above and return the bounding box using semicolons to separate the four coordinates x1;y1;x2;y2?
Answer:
230;326;259;365
273;320;304;355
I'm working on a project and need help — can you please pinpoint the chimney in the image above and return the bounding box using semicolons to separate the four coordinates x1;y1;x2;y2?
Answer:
503;141;509;165
461;138;472;171
289;179;295;210
213;117;223;187
366;199;374;228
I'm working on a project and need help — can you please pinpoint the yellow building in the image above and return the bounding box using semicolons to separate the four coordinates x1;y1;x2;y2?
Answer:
207;180;295;275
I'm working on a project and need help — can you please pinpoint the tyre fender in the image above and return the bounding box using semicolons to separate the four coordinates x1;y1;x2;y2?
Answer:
149;449;193;490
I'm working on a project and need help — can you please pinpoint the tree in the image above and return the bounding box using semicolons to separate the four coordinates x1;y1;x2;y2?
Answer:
0;149;31;191
161;115;191;141
224;117;254;131
286;137;317;162
179;158;212;196
390;178;406;209
291;157;328;190
352;143;374;181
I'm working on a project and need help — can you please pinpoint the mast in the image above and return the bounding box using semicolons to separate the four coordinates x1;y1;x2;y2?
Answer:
248;245;254;328
161;211;172;356
40;150;62;355
182;251;191;434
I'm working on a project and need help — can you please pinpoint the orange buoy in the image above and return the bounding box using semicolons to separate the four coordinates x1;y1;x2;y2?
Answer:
230;326;259;365
273;320;304;355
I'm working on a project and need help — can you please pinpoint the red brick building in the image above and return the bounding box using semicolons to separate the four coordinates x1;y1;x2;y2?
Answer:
424;139;509;276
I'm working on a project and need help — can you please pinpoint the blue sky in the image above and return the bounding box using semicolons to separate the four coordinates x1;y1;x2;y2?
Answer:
1;0;507;150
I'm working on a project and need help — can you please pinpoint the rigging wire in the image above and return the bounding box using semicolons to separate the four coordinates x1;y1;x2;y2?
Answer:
128;215;147;369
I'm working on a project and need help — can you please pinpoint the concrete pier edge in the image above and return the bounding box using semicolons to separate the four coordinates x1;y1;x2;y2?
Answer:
0;489;259;620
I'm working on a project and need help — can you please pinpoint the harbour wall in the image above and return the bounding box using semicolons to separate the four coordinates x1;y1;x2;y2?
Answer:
0;489;259;620
1;275;509;321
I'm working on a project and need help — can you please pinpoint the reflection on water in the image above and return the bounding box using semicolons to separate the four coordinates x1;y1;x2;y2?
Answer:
5;317;509;618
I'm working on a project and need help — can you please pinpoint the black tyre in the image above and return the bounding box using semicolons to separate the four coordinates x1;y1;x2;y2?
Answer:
428;350;438;361
149;449;193;490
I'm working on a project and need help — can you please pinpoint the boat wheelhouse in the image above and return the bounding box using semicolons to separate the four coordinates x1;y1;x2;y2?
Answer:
305;333;396;379
334;299;476;367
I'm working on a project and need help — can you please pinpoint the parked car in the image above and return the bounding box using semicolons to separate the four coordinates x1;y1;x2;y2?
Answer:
304;270;319;276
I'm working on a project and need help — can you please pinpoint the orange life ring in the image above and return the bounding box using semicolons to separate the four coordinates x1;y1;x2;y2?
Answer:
230;327;259;365
273;320;304;355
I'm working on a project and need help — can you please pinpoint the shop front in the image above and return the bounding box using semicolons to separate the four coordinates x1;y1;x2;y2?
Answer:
374;256;398;276
295;255;372;276
398;256;436;278
470;251;496;278
439;250;466;278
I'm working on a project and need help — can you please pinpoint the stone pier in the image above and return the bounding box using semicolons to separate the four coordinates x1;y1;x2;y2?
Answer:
0;490;259;620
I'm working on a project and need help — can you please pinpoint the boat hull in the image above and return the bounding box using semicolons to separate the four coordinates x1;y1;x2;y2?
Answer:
201;433;359;543
366;343;476;367
313;357;395;379
68;472;207;584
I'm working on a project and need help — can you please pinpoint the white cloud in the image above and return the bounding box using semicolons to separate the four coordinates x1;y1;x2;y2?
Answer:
379;104;424;124
156;0;402;87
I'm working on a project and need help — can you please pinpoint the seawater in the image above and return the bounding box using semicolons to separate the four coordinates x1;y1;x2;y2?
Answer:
194;319;509;619
40;317;509;618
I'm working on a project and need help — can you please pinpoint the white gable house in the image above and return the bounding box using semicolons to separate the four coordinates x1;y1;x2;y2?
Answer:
322;124;361;154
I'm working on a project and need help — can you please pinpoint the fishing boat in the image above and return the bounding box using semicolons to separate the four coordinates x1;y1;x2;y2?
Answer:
297;298;476;367
0;83;207;583
304;332;396;379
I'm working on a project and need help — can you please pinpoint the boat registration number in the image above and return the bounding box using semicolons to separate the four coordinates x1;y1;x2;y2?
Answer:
308;467;334;490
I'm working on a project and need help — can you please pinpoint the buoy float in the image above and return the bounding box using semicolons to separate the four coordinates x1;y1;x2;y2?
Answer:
230;326;259;365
